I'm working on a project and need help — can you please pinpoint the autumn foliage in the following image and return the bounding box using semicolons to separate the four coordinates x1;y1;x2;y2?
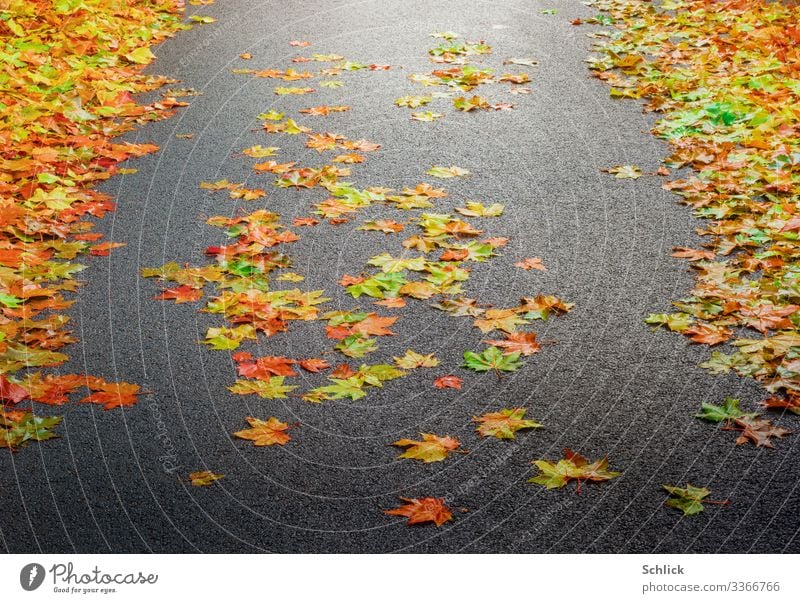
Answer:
0;0;187;447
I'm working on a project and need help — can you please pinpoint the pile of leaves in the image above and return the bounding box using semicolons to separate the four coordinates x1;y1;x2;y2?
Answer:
585;0;800;446
0;1;191;448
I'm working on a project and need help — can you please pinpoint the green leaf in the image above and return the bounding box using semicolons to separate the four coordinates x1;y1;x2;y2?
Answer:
463;347;522;373
304;377;367;402
644;312;693;332
0;293;22;308
228;377;297;399
335;335;378;358
695;397;756;423
663;484;714;516
1;413;62;449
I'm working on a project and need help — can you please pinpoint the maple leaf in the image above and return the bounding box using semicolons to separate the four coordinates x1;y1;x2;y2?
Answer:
1;413;62;450
81;381;140;410
411;111;444;122
242;145;279;158
228;377;297;399
348;314;398;337
229;187;266;201
499;73;531;84
474;408;542;439
236;356;297;378
529;449;620;490
384;497;453;526
300;105;350;116
0;375;30;404
333;153;365;164
289;40;311;47
473;309;528;334
696;398;756;424
644;313;693;332
441;249;469;261
426;165;470;178
464;347;522;373
394;350;440;369
393;433;463;462
730;417;791;448
375;297;406;308
274;86;315;95
455;202;504;217
234;416;292;446
189;471;224;486
671;247;714;262
434;375;463;389
761;395;800;415
154;285;202;303
398;281;437;299
453;95;489;111
253;161;296;174
432;297;485;317
395;96;432;108
662;484;728;516
200;179;240;191
483;332;541;356
603;165;643;179
683;323;731;345
359;220;404;234
335;335;378;358
515;257;546;271
90;242;126;256
299;358;330;373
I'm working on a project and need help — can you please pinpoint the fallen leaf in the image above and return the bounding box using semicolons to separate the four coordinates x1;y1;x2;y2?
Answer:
474;408;542;439
433;375;463;389
189;471;224;486
529;449;620;490
384;497;453;526
234;416;292;446
392;433;463;462
603;165;643;179
515;257;546;271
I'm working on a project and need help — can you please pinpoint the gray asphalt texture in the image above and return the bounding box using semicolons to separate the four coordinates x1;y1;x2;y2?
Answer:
2;0;800;554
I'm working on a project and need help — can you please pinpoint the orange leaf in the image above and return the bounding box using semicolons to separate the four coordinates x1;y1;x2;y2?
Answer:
433;375;462;390
515;257;546;271
384;497;453;526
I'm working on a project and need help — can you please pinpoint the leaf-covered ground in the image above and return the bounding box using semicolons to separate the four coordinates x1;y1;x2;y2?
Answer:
2;0;799;553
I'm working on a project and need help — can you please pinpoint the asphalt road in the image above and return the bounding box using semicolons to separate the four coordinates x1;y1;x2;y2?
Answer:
2;0;799;554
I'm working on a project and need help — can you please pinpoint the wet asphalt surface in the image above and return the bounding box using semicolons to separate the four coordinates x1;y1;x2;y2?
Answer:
2;0;799;553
